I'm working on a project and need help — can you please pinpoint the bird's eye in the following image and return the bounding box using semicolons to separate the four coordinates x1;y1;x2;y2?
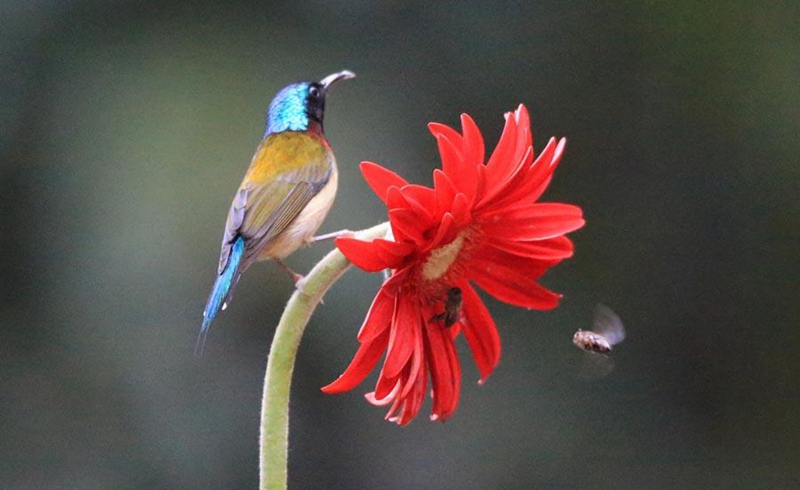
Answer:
309;86;320;98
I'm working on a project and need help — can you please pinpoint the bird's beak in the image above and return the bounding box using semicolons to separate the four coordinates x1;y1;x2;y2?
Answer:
319;70;356;90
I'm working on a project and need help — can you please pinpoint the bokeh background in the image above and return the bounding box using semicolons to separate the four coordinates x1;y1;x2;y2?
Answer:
2;1;799;488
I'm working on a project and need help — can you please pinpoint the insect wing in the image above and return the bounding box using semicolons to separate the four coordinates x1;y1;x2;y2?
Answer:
575;350;615;379
593;304;625;346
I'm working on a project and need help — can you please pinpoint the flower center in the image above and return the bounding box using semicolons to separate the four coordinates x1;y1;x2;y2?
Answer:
421;234;465;281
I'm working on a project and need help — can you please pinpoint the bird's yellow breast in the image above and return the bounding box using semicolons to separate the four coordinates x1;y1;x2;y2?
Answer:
245;131;330;185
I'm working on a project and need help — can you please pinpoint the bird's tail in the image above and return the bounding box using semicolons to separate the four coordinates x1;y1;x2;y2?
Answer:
196;237;245;355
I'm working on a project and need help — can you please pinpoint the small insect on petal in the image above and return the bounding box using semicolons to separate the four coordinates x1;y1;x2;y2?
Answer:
430;288;463;328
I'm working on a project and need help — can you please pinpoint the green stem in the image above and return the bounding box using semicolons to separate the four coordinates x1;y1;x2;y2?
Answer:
259;222;390;490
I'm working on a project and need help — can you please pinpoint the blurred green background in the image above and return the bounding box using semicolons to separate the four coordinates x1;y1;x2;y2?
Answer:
2;1;799;488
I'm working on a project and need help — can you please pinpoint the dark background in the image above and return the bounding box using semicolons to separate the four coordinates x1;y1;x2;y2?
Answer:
2;1;799;488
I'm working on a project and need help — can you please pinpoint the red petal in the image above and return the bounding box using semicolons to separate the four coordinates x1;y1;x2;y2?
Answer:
486;235;574;260
529;138;566;202
511;105;532;166
372;239;414;269
480;137;560;212
336;237;390;272
479;106;532;206
450;193;471;227
321;328;390;393
433;169;458;217
528;176;553;204
424;319;460;421
385;185;410;211
470;256;563;310
365;382;399;406
428;122;464;150
400;318;425;398
439;118;481;205
360;162;408;204
425;212;457;252
373;370;400;401
401;359;428;425
383;294;419;378
401;184;436;203
444;331;462;419
486;110;518;173
357;288;395;342
384;394;404;422
460;114;485;169
389;208;428;245
382;355;427;426
475;246;559;277
482;203;585;241
474;160;487;204
382;267;410;290
436;133;464;180
399;184;436;221
478;146;533;210
460;283;501;381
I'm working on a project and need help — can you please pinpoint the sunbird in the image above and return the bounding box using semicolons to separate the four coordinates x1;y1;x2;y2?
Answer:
198;70;355;353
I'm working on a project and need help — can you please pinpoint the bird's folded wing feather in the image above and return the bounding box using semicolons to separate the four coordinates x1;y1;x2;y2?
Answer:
217;143;331;274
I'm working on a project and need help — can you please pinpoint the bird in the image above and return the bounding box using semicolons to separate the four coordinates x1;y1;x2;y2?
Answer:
197;70;356;354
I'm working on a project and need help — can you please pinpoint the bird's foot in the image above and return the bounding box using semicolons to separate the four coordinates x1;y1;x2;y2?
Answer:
295;275;308;296
309;229;354;243
294;275;319;300
274;259;317;297
274;259;304;283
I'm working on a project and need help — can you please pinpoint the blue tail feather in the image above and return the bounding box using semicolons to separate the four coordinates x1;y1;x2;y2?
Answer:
196;236;246;355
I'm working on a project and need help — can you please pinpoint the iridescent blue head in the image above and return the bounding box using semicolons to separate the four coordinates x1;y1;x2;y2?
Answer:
266;70;356;135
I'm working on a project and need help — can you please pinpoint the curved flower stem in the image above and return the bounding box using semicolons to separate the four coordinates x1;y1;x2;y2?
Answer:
259;221;390;490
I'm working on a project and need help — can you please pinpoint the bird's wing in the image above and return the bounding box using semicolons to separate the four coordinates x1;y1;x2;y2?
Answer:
217;135;332;273
593;304;626;345
239;176;327;263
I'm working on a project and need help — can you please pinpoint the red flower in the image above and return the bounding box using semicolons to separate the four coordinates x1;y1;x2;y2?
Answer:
322;105;585;425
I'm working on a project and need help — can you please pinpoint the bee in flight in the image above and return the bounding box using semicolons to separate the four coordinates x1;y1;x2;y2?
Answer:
573;304;625;355
431;287;462;328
